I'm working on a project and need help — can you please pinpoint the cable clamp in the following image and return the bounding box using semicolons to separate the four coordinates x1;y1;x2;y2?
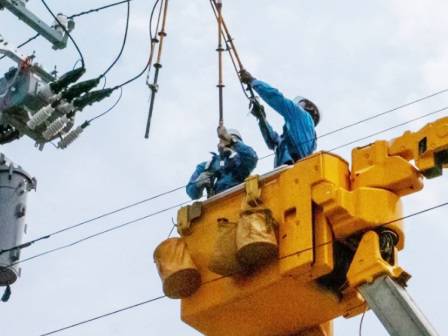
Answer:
148;84;159;92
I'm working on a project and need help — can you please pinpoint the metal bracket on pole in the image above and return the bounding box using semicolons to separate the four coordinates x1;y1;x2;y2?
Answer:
359;276;439;336
0;37;55;82
0;0;73;49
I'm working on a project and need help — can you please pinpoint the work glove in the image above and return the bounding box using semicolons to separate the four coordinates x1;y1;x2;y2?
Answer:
239;69;255;85
217;125;233;144
249;98;266;120
196;171;213;189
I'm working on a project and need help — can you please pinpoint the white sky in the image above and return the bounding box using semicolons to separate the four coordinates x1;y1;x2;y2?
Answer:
0;0;447;335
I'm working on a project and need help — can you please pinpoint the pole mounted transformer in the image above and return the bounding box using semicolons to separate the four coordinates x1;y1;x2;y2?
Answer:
0;154;36;292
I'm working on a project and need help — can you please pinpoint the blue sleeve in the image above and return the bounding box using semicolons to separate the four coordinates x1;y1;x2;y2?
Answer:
258;117;280;150
186;162;207;200
251;79;309;123
232;141;258;179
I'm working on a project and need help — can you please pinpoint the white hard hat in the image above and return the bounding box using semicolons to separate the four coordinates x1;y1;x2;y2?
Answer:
227;128;242;141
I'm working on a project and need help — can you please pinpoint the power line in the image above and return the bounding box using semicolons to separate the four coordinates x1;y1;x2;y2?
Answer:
329;105;448;152
0;34;40;61
68;0;133;19
37;199;448;335
3;103;447;259
41;0;86;68
100;0;131;77
88;87;123;123
9;103;448;266
10;200;190;267
112;0;163;90
39;295;166;336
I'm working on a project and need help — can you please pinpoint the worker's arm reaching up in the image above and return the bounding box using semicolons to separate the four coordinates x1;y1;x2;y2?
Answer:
240;70;318;161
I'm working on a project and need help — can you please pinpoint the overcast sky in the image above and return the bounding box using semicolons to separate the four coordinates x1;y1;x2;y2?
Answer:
0;0;447;335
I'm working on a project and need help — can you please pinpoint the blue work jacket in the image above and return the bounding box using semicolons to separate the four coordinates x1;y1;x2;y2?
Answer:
186;141;258;200
251;79;317;167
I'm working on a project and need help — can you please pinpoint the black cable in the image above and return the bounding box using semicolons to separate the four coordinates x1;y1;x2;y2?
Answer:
329;105;448;152
10;104;448;266
39;295;165;336
100;1;131;77
40;0;86;68
68;0;133;19
36;199;448;335
3;104;448;258
9;201;190;267
88;87;123;122
359;309;367;336
0;34;40;61
17;33;40;48
320;88;448;139
113;0;163;90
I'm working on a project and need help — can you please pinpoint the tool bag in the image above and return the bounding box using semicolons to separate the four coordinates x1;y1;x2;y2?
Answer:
208;218;243;276
153;238;201;299
236;207;278;268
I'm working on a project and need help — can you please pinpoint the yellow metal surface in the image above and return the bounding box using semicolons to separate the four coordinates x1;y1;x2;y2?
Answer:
177;202;202;236
152;117;448;335
389;116;448;175
179;153;367;336
294;322;333;336
347;231;407;288
312;182;404;248
351;141;423;196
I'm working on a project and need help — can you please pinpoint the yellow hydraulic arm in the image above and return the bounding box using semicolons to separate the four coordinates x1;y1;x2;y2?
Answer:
153;116;448;336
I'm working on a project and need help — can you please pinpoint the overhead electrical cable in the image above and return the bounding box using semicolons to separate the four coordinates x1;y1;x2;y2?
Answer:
37;200;448;335
2;103;448;258
99;0;131;78
9;201;190;267
88;87;123;123
112;0;164;90
39;295;166;336
40;0;86;68
68;0;133;19
7;104;448;266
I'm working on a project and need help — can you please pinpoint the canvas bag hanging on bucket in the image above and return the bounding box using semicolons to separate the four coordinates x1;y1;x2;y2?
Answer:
208;218;243;276
153;238;201;299
236;207;278;268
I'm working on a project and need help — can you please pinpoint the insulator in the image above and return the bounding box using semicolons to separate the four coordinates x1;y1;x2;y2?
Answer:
42;115;68;140
58;126;83;149
26;105;54;130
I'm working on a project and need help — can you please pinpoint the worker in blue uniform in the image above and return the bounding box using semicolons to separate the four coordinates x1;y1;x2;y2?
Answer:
186;125;258;200
240;70;320;168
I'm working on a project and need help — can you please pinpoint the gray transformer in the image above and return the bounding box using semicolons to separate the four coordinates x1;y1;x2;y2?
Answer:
0;153;35;286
